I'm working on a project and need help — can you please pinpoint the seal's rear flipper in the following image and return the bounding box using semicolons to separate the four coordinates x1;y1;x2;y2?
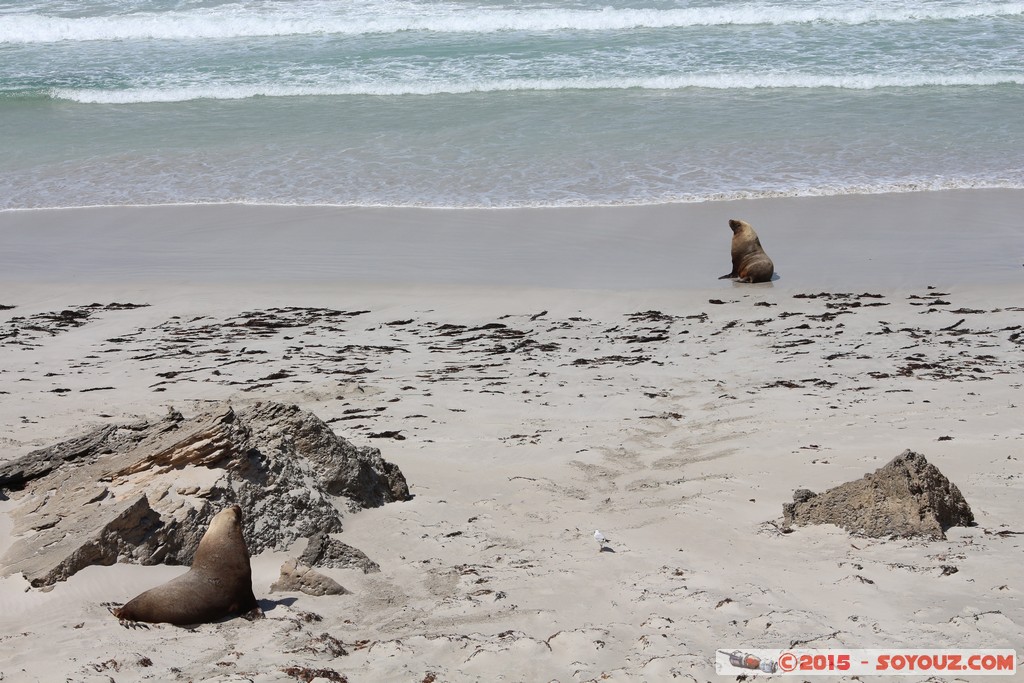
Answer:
103;603;150;629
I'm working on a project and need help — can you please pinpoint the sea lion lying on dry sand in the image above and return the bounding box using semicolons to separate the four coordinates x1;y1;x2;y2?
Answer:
719;218;774;283
110;505;260;625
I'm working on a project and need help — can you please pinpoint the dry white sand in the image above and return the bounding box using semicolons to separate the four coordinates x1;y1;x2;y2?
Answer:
0;190;1022;682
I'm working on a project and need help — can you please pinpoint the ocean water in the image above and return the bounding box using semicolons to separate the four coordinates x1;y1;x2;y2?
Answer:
0;0;1022;209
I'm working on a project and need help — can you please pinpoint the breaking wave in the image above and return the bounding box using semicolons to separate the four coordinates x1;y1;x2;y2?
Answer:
4;2;1023;44
49;72;1024;103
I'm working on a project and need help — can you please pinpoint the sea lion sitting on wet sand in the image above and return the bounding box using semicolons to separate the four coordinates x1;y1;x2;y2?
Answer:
719;218;774;283
111;505;260;625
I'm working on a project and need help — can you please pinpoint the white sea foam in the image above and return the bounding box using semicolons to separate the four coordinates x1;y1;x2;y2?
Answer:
50;72;1024;103
2;178;1022;211
4;2;1024;44
4;0;1023;210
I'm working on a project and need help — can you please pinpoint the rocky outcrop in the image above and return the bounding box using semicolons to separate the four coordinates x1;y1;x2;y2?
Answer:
270;559;349;596
0;402;410;587
3;494;164;588
0;423;119;490
300;532;380;574
783;450;974;539
239;402;409;508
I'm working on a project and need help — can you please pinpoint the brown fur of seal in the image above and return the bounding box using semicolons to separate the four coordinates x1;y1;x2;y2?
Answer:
111;505;259;625
718;218;774;283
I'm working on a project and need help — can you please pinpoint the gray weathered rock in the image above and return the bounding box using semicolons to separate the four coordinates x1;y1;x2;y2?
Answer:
3;494;163;589
0;424;118;491
241;402;409;507
270;559;348;596
791;488;815;504
783;449;974;539
299;532;380;574
0;401;409;586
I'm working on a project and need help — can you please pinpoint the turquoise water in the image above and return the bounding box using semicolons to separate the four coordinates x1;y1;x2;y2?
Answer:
1;0;1022;208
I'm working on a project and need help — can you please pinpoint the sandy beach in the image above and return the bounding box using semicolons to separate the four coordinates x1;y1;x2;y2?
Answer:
1;190;1022;682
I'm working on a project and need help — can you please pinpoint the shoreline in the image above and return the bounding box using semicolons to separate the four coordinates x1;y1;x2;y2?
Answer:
3;183;1022;213
1;188;1022;291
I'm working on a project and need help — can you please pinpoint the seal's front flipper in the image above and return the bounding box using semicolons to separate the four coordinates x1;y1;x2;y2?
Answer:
719;272;736;280
241;607;265;621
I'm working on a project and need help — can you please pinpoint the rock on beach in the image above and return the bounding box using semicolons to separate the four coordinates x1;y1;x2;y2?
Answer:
783;449;974;539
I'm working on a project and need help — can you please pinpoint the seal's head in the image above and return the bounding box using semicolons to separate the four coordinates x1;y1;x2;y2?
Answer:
210;504;243;531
